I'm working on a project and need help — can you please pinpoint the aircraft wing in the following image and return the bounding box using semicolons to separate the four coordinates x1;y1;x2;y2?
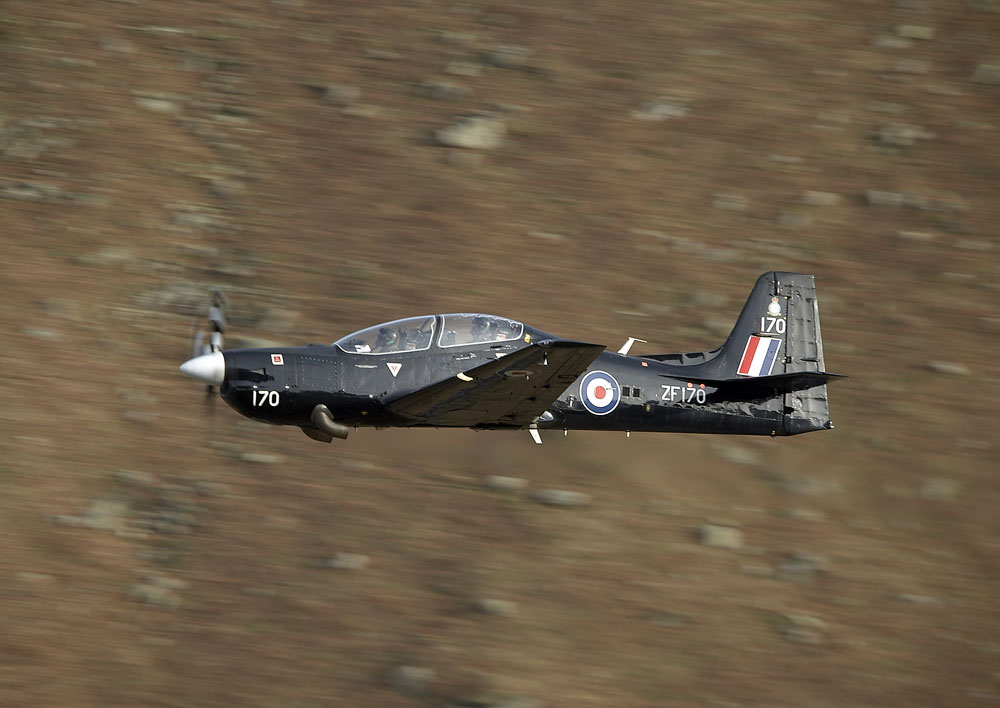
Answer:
385;340;605;427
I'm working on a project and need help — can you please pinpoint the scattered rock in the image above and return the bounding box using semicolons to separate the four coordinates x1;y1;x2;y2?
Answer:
782;508;826;522
527;231;565;241
77;246;135;266
240;452;283;464
99;37;136;53
971;62;1000;84
893;58;930;74
874;34;913;50
1;181;77;203
866;100;909;114
783;612;827;630
436;114;506;149
325;552;370;570
631;97;690;121
133;25;197;37
866;190;905;207
435;30;476;46
955;238;992;251
898;592;942;605
168;202;234;233
776;551;828;582
925;84;963;96
712;193;748;211
775;210;812;228
763;469;841;496
927;361;970;376
767;154;804;164
129;582;182;609
144;575;189;591
897;230;934;241
365;48;402;61
920;477;961;500
321;83;360;105
878;122;934;147
698;523;744;550
415;81;470;101
16;572;54;583
474;598;518;617
485;475;527;492
82;497;130;532
800;191;841;206
387;665;434;697
444;60;483;77
780;613;826;643
205;177;245;199
113;469;155;486
710;442;759;466
482;45;533;70
22;327;64;341
194;480;231;497
341;104;380;118
134;94;182;114
533;489;591;507
896;25;936;40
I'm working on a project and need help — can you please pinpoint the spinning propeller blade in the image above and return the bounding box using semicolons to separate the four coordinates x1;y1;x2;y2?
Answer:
181;287;229;396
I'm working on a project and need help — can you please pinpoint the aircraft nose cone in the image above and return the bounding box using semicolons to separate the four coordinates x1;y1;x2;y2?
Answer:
180;351;225;386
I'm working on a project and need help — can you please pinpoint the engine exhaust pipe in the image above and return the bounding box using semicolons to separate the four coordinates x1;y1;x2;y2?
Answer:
310;404;350;440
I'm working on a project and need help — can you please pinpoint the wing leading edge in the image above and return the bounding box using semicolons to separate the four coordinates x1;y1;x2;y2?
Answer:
385;340;605;427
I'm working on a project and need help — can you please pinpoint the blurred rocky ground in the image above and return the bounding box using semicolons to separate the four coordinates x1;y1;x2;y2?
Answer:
1;1;998;706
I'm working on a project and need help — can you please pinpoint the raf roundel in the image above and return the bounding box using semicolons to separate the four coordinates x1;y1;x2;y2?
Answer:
580;370;621;416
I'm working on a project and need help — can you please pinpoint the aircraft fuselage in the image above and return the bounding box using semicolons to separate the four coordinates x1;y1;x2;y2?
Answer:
221;345;794;437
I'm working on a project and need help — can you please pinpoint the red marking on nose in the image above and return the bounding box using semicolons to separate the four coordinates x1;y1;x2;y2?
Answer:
593;386;606;400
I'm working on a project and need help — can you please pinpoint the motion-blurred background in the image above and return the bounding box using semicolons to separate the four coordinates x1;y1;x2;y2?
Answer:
1;1;998;706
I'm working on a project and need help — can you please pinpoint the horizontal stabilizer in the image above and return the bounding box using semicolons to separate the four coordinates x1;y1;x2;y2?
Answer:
669;371;846;398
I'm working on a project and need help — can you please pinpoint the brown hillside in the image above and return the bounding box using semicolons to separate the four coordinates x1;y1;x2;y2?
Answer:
1;1;998;706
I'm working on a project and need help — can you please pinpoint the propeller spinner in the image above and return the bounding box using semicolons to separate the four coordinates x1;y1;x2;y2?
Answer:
180;350;225;386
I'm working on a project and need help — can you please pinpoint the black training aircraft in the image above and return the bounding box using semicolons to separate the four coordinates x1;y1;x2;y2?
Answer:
180;272;842;444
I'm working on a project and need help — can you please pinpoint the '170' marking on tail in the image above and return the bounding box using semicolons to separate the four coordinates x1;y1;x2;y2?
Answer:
760;316;786;334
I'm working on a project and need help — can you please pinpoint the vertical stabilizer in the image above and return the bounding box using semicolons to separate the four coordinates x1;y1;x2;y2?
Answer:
666;272;835;434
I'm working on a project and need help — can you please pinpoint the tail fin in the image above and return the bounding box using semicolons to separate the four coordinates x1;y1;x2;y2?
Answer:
651;272;839;434
712;271;826;378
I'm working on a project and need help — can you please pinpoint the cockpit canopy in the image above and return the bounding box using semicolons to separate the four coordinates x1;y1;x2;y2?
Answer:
334;314;524;355
438;314;523;348
334;315;436;355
